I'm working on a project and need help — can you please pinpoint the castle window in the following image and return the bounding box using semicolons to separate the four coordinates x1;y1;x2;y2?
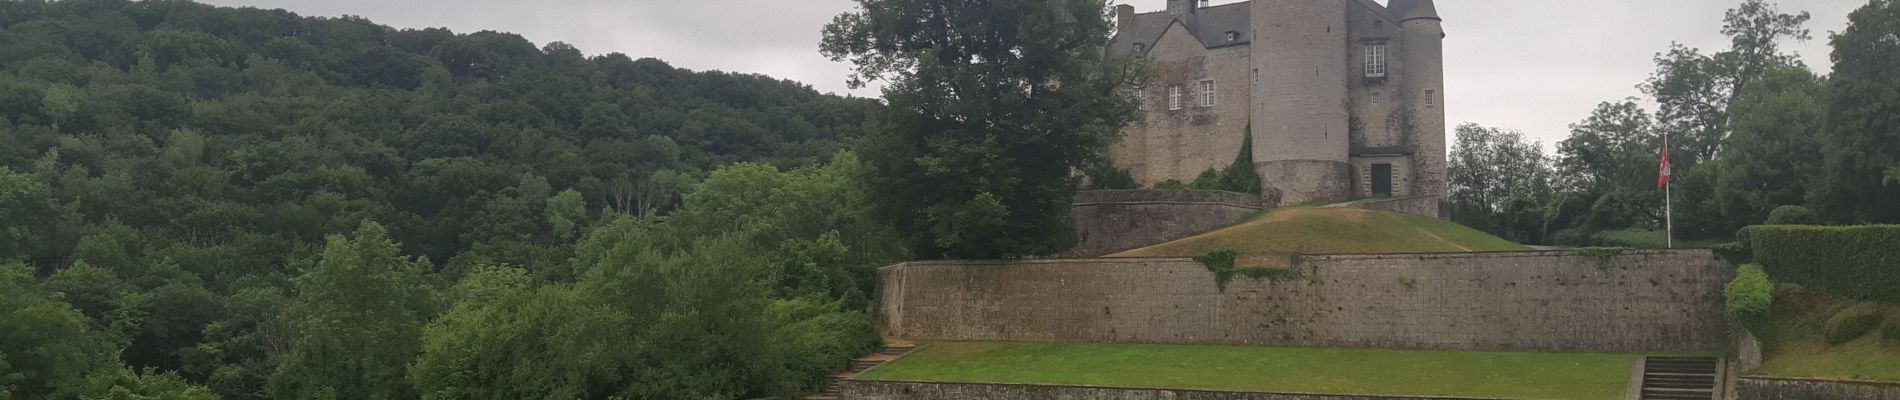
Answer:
1199;80;1216;107
1252;69;1259;84
1425;89;1437;107
1168;85;1184;110
1364;44;1388;78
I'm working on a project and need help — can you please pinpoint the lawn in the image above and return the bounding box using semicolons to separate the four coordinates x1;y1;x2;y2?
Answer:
856;342;1652;400
1112;207;1527;265
1752;286;1900;382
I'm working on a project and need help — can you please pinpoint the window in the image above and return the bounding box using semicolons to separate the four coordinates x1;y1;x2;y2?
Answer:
1133;43;1145;54
1199;80;1216;107
1364;44;1387;78
1225;31;1239;42
1168;85;1183;110
1252;69;1259;84
1425;89;1436;107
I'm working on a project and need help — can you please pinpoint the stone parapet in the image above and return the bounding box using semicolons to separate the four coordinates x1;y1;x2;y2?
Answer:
1066;190;1265;257
1736;377;1900;400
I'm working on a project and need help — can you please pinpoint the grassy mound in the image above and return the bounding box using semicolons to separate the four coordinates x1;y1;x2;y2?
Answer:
1111;207;1527;265
857;342;1658;400
1752;285;1900;381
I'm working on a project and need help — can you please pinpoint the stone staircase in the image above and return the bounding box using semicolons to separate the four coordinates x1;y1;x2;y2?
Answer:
803;345;916;400
1637;357;1722;400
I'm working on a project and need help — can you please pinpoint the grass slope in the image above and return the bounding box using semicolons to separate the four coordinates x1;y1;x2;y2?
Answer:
858;342;1646;400
1753;287;1900;381
1112;207;1527;265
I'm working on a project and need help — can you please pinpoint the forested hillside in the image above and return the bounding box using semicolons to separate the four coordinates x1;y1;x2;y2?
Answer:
0;1;896;399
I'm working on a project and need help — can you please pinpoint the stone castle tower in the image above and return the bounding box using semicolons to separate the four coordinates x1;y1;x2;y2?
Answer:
1109;0;1446;206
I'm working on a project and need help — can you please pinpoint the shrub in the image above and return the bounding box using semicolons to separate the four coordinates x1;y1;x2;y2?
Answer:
1746;225;1900;303
1824;304;1885;344
1725;265;1773;333
1765;205;1819;225
1885;319;1900;343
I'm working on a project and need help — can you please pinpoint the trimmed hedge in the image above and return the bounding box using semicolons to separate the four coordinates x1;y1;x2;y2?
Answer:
1825;304;1885;344
1766;206;1819;225
1744;225;1900;303
1725;265;1773;333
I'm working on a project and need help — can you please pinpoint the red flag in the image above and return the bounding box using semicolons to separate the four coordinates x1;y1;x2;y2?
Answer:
1658;148;1672;190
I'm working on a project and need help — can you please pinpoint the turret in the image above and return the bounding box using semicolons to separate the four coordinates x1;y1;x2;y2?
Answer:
1400;0;1447;198
1250;0;1352;205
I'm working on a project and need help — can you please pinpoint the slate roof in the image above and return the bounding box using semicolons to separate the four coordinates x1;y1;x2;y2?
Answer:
1108;0;1435;57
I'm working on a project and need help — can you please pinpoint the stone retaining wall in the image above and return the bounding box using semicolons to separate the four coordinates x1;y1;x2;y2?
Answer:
876;250;1732;352
1066;190;1265;257
839;380;1511;400
1352;196;1444;218
1736;377;1900;400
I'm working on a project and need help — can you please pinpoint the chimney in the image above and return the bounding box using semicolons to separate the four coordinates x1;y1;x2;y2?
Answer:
1116;4;1136;33
1167;0;1194;18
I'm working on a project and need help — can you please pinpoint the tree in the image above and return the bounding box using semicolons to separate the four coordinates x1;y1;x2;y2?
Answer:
1814;0;1900;223
0;168;56;266
271;221;433;400
1711;66;1825;228
1447;124;1554;242
822;0;1143;258
1640;0;1811;166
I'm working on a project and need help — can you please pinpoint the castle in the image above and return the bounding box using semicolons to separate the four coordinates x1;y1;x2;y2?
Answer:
1108;0;1447;206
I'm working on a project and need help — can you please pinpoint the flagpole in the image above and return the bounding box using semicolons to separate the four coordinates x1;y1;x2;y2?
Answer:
1664;134;1673;249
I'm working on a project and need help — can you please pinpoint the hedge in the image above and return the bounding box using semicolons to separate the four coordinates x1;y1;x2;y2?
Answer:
1725;265;1773;334
1745;225;1900;303
1825;304;1884;344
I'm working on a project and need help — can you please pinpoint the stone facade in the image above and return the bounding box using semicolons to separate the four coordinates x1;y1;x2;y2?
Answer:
1110;0;1446;206
1067;190;1266;257
1736;377;1900;400
840;380;1511;400
876;250;1732;352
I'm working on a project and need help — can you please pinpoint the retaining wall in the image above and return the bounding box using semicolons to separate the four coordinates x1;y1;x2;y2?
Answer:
1736;377;1900;400
876;250;1733;352
1066;190;1265;257
1352;196;1444;218
839;380;1511;400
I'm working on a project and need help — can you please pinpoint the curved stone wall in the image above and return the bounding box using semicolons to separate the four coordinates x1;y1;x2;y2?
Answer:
1066;190;1266;257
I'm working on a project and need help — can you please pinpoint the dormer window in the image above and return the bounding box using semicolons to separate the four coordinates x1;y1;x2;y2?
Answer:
1133;43;1146;54
1225;31;1239;42
1364;44;1388;78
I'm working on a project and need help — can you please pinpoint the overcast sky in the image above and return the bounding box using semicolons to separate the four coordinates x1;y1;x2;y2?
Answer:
197;0;1860;147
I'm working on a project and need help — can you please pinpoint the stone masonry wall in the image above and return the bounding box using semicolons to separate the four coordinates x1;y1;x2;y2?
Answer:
840;380;1508;400
877;250;1732;352
1352;195;1442;218
1737;377;1900;400
1066;190;1265;257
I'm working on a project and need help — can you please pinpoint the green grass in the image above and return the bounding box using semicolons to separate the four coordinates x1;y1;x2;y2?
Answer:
1113;207;1528;265
1752;286;1900;381
857;342;1651;400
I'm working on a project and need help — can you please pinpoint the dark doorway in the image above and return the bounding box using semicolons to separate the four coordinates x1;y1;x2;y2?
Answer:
1371;164;1393;197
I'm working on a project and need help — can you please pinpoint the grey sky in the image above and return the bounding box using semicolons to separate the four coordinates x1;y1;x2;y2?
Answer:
198;0;1859;147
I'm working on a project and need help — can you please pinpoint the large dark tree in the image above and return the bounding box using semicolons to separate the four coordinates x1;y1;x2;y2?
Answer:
1814;0;1900;223
821;0;1143;258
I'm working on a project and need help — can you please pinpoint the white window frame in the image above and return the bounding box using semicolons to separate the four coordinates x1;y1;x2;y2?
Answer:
1199;80;1216;108
1168;85;1183;110
1364;44;1388;78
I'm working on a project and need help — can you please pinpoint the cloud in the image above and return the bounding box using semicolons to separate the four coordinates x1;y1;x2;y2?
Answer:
203;0;1862;145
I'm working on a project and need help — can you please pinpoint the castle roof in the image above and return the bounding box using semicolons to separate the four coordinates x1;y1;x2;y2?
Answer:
1109;0;1434;57
1109;2;1251;57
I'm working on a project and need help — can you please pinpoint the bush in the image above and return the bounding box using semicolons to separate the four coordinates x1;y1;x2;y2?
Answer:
1746;225;1900;303
1885;319;1900;343
1765;205;1819;225
1824;304;1885;344
1725;265;1774;333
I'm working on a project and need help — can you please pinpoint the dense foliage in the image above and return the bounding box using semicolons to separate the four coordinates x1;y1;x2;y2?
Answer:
1725;265;1773;333
821;0;1143;259
1449;0;1900;244
0;1;900;398
1824;304;1885;344
1744;225;1900;303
